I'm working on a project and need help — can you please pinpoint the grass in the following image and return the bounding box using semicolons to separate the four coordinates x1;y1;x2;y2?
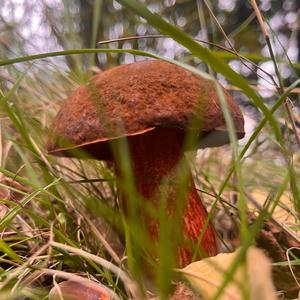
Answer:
0;1;300;299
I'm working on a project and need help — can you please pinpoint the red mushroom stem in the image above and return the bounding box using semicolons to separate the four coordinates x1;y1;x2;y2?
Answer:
114;128;218;267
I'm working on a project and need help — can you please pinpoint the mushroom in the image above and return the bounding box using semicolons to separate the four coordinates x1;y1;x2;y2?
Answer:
49;280;112;300
47;60;244;267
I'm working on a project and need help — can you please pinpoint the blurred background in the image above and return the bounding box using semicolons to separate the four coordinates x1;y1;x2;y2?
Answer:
1;0;300;144
0;1;300;299
1;0;299;89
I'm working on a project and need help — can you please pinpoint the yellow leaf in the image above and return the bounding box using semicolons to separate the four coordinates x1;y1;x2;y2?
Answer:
181;247;277;300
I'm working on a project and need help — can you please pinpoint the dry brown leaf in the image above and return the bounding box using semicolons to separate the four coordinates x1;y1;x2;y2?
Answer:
250;190;295;224
181;246;277;300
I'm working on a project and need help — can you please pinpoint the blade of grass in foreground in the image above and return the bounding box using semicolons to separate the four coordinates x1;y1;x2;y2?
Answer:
218;78;300;196
215;85;247;240
0;239;23;264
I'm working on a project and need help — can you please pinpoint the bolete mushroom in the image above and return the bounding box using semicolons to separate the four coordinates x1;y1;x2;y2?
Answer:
49;280;112;300
47;60;244;267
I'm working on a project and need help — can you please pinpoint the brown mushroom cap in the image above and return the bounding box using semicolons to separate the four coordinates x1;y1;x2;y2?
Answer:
48;280;111;300
47;60;244;159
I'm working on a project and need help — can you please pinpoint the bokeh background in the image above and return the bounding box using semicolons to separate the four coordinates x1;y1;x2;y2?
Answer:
0;1;300;299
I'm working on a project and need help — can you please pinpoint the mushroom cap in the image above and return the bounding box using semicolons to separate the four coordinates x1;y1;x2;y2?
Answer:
47;60;244;159
48;280;111;300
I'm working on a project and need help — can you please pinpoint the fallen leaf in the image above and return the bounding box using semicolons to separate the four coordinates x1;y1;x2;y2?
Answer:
181;246;277;300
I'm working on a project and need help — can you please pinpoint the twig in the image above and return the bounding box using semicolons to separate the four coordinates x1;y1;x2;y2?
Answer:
83;215;122;265
202;0;277;87
251;0;300;148
196;0;213;75
286;247;300;289
226;84;300;94
97;34;276;86
50;241;138;298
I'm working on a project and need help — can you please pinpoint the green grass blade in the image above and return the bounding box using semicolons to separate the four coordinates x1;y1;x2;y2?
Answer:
0;179;60;230
0;239;23;264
